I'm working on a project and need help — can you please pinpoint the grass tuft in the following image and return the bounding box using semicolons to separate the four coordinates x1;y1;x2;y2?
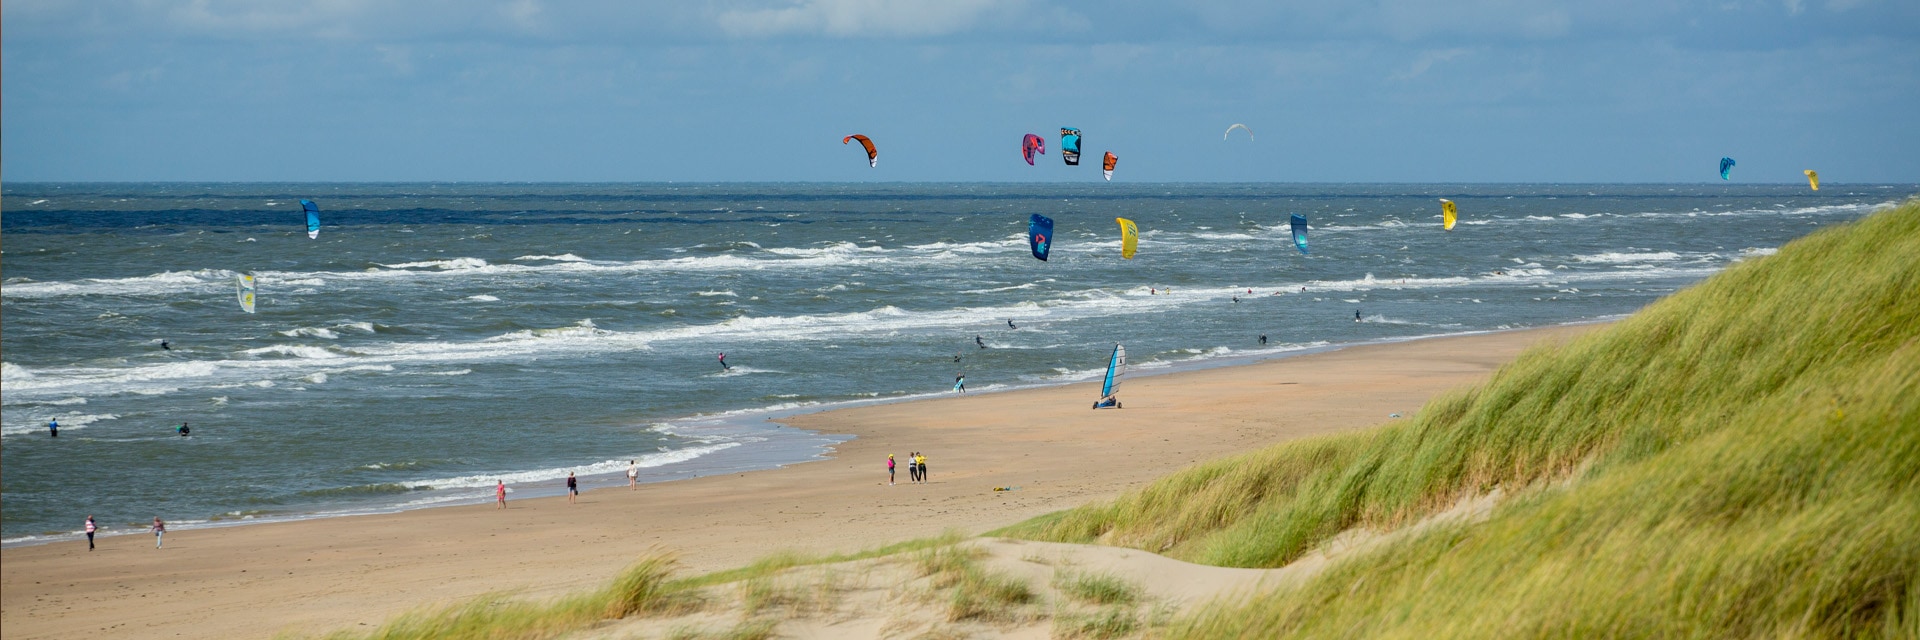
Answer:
1053;606;1141;639
1054;570;1142;606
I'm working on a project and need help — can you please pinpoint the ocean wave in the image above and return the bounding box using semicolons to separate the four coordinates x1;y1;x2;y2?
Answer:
513;253;589;262
1573;251;1684;264
404;442;744;490
2;412;119;437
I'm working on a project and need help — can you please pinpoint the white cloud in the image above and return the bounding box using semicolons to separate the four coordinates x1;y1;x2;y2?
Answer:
716;0;1016;38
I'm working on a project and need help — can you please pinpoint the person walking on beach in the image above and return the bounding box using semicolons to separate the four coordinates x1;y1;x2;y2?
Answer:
150;517;165;549
887;454;897;485
85;515;97;551
496;480;507;509
566;472;579;504
906;452;918;482
48;418;58;438
917;453;929;483
627;460;639;490
954;374;966;394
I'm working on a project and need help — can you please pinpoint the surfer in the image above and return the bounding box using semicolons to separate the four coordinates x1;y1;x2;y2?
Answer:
954;374;967;394
717;352;730;371
1355;309;1363;322
975;336;985;349
1232;296;1240;303
1007;319;1016;330
177;422;190;437
160;340;170;350
1260;335;1268;345
48;418;58;438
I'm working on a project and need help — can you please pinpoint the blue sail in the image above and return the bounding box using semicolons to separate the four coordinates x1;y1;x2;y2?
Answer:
1029;214;1054;261
1719;157;1736;180
1290;214;1309;255
1095;344;1126;409
302;199;321;239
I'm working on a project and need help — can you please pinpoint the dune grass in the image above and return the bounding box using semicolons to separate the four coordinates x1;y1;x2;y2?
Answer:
998;200;1920;637
308;533;967;640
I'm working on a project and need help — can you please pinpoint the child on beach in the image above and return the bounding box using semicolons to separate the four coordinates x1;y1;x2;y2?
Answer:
496;480;507;509
566;472;579;504
888;454;897;485
151;517;165;549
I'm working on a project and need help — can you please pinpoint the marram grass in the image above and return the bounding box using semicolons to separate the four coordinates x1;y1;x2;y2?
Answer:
1001;200;1920;638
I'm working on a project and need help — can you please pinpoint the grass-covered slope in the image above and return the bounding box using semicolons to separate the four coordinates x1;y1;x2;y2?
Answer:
1000;201;1920;637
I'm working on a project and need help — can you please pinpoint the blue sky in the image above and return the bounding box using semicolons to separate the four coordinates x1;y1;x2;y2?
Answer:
4;0;1916;182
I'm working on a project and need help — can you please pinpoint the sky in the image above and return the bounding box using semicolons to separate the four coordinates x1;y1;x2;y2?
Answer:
3;0;1917;183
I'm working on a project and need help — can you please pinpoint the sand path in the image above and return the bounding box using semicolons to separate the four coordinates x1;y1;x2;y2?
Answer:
1;324;1597;638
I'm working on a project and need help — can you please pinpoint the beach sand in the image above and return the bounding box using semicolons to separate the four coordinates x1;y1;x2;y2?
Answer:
0;324;1599;638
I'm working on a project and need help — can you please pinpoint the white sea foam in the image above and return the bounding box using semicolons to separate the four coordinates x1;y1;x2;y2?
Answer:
513;254;588;262
302;372;329;384
405;442;742;490
243;345;342;359
2;412;119;436
380;258;490;270
465;294;500;302
695;290;738;297
279;327;341;339
1574;251;1684;264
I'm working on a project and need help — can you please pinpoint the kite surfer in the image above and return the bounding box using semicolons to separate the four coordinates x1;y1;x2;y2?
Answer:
160;340;170;350
976;336;986;349
1008;319;1016;330
1355;310;1363;322
1232;296;1240;303
177;423;190;437
717;352;730;371
48;418;58;438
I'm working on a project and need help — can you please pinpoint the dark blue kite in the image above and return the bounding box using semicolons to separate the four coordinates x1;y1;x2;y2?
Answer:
1029;214;1054;261
302;199;321;239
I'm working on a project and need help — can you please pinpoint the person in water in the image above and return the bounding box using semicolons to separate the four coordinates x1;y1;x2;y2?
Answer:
178;422;190;437
1259;335;1268;345
1232;296;1240;303
1007;319;1016;330
975;336;985;349
48;418;58;438
717;352;730;371
1355;309;1363;322
160;340;170;350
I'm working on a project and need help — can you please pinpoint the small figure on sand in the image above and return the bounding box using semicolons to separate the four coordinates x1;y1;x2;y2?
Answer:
85;515;97;551
566;472;579;504
887;454;897;485
496;480;507;509
627;460;639;490
151;517;165;549
717;352;730;371
908;452;921;483
917;453;929;483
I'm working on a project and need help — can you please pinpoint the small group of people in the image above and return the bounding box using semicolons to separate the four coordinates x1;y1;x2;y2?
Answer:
47;418;190;438
887;452;929;485
78;515;167;551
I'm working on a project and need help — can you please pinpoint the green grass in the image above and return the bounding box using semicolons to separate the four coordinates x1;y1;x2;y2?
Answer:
997;201;1920;637
1053;606;1142;639
1054;570;1143;606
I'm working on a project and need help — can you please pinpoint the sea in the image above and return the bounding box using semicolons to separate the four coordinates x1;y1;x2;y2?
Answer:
2;182;1909;545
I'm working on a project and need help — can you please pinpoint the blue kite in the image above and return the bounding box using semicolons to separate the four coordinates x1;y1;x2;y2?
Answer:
1290;214;1309;255
1029;214;1054;261
302;199;321;239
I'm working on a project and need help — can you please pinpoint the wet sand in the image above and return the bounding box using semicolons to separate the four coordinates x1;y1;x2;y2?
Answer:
0;324;1600;638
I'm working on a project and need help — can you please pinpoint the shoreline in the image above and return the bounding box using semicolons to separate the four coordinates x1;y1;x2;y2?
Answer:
0;322;1604;639
0;320;1614;550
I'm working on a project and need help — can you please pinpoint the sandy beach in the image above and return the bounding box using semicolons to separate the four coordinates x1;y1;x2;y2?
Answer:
1;324;1600;639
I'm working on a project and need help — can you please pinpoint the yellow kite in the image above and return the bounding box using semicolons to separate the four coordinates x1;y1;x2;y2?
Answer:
1440;199;1458;231
1116;218;1139;259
